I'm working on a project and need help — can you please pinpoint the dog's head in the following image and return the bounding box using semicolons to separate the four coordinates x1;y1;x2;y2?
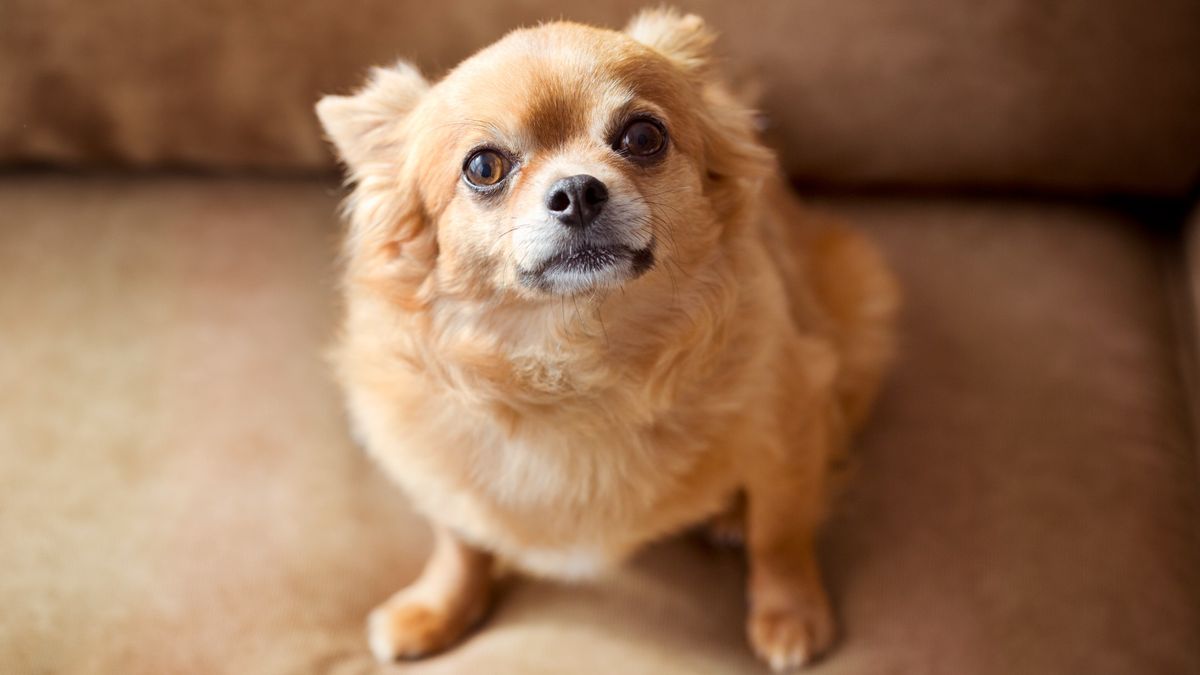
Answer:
318;10;771;305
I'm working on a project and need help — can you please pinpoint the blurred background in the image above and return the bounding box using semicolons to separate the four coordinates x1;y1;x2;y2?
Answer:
1;2;1198;674
4;0;1200;190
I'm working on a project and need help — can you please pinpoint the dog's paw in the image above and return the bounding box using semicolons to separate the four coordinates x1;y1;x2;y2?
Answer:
367;600;472;662
747;602;836;672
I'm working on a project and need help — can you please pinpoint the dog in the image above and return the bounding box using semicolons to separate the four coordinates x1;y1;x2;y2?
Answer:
316;9;899;671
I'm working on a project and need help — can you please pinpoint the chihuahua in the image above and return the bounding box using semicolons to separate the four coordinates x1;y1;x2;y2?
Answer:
317;9;898;671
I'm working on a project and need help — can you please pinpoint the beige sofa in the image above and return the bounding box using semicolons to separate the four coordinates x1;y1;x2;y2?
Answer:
1;2;1198;673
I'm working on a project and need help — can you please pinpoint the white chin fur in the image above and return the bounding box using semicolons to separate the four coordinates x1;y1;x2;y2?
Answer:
539;260;634;295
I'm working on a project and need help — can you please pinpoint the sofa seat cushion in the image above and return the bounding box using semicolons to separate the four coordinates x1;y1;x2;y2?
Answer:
0;176;1196;674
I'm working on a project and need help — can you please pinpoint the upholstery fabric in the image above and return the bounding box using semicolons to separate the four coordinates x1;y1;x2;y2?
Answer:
1184;209;1200;454
2;0;1199;194
1;176;1197;674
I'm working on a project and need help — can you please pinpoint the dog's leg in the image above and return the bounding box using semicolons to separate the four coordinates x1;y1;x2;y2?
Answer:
744;404;839;671
367;526;493;661
706;491;746;547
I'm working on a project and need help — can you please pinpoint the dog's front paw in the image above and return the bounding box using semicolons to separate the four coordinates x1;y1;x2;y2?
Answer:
367;598;477;662
747;601;836;672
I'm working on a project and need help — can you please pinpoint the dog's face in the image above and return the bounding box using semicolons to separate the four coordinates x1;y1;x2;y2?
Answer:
319;11;768;304
427;42;679;297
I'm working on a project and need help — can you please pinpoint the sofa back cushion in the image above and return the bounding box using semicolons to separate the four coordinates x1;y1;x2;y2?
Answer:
2;0;1198;194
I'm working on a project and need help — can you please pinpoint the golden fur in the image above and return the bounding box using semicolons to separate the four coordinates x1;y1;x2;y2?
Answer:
317;9;898;671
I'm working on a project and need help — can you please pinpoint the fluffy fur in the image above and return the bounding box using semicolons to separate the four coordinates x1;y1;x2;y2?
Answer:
317;9;898;671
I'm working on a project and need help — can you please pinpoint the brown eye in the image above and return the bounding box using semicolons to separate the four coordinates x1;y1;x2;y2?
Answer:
463;150;510;188
618;120;666;157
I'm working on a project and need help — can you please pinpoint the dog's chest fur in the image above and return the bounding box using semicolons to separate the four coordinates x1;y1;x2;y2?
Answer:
341;313;758;578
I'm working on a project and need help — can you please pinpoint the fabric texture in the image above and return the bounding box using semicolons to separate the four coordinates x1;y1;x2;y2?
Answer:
2;0;1199;194
1;176;1197;674
1184;209;1200;459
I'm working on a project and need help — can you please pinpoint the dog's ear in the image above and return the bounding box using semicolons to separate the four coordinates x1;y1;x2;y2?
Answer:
316;61;429;173
319;62;437;289
625;8;715;73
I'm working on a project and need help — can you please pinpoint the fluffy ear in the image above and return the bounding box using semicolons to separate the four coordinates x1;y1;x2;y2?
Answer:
625;8;716;73
316;61;429;172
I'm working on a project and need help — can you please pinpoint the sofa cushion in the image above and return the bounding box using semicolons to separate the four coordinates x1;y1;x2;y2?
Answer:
1184;208;1200;457
0;176;1196;674
2;0;1199;194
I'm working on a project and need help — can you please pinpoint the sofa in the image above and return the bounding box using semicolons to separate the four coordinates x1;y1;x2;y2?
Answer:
1;2;1197;673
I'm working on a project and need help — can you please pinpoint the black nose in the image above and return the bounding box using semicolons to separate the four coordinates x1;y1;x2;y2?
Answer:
545;174;608;228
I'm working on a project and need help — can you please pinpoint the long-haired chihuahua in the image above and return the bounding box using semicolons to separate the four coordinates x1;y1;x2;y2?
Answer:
317;9;899;671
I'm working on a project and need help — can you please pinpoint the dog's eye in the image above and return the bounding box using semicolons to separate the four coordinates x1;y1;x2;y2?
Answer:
463;150;510;188
617;120;667;157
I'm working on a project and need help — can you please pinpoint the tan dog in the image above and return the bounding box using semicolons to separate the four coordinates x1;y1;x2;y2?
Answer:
317;9;898;671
